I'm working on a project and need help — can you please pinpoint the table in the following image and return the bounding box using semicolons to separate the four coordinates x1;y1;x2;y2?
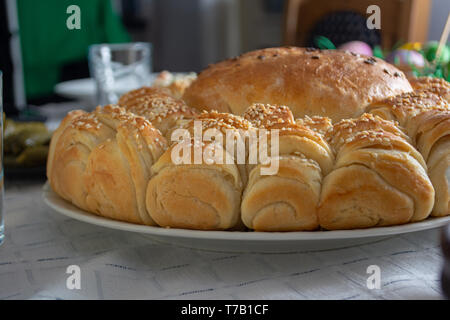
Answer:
0;179;446;300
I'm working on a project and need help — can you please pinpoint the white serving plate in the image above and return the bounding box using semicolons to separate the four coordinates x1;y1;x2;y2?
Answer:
42;182;450;253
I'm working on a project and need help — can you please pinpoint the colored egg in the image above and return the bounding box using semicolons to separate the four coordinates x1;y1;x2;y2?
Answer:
338;41;373;56
386;49;425;67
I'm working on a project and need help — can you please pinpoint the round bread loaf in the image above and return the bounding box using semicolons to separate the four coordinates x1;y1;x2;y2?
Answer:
182;47;413;122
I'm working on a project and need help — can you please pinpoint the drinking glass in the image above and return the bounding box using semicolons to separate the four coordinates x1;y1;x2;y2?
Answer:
88;42;152;106
0;71;4;246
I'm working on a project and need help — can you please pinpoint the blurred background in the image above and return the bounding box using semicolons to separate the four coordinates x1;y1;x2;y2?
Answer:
0;0;449;116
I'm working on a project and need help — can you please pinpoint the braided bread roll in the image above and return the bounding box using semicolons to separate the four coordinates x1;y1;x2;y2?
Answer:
241;104;334;231
47;105;167;225
406;109;450;216
366;91;448;126
118;87;198;138
366;88;450;217
146;111;253;230
318;114;434;230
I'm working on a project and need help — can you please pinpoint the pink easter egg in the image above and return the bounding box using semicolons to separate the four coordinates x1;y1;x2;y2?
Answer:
386;49;425;68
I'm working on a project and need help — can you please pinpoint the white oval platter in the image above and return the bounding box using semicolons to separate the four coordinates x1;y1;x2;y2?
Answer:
42;182;450;253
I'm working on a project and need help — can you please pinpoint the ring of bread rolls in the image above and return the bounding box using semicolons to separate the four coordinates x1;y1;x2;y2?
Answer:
47;47;450;231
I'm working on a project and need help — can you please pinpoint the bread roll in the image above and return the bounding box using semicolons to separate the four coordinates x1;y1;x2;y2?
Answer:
146;111;253;230
409;77;450;102
406;109;450;216
241;104;334;231
296;115;333;135
47;105;167;225
48;48;450;232
367;89;450;217
318;114;434;230
182;47;412;122
118;87;198;138
153;71;197;98
118;86;172;105
366;91;448;126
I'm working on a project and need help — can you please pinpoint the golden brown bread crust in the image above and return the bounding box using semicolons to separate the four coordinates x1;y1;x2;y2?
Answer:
407;109;450;159
244;104;334;173
243;103;295;128
182;47;413;121
366;89;450;218
196;109;254;132
118;87;198;138
118;86;172;105
409;77;450;102
46;109;86;188
47;105;167;225
427;136;450;217
241;104;334;231
318;114;434;230
326;113;425;167
242;156;322;231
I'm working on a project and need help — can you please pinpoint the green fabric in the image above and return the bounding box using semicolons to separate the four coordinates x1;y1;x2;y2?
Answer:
17;0;130;99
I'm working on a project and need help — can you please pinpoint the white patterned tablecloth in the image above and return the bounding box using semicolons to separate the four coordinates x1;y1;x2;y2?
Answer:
0;180;446;300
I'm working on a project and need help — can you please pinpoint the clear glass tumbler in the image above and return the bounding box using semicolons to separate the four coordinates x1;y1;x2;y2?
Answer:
88;42;152;106
0;71;4;246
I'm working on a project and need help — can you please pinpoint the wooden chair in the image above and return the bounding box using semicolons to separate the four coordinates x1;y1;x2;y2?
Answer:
283;0;431;49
